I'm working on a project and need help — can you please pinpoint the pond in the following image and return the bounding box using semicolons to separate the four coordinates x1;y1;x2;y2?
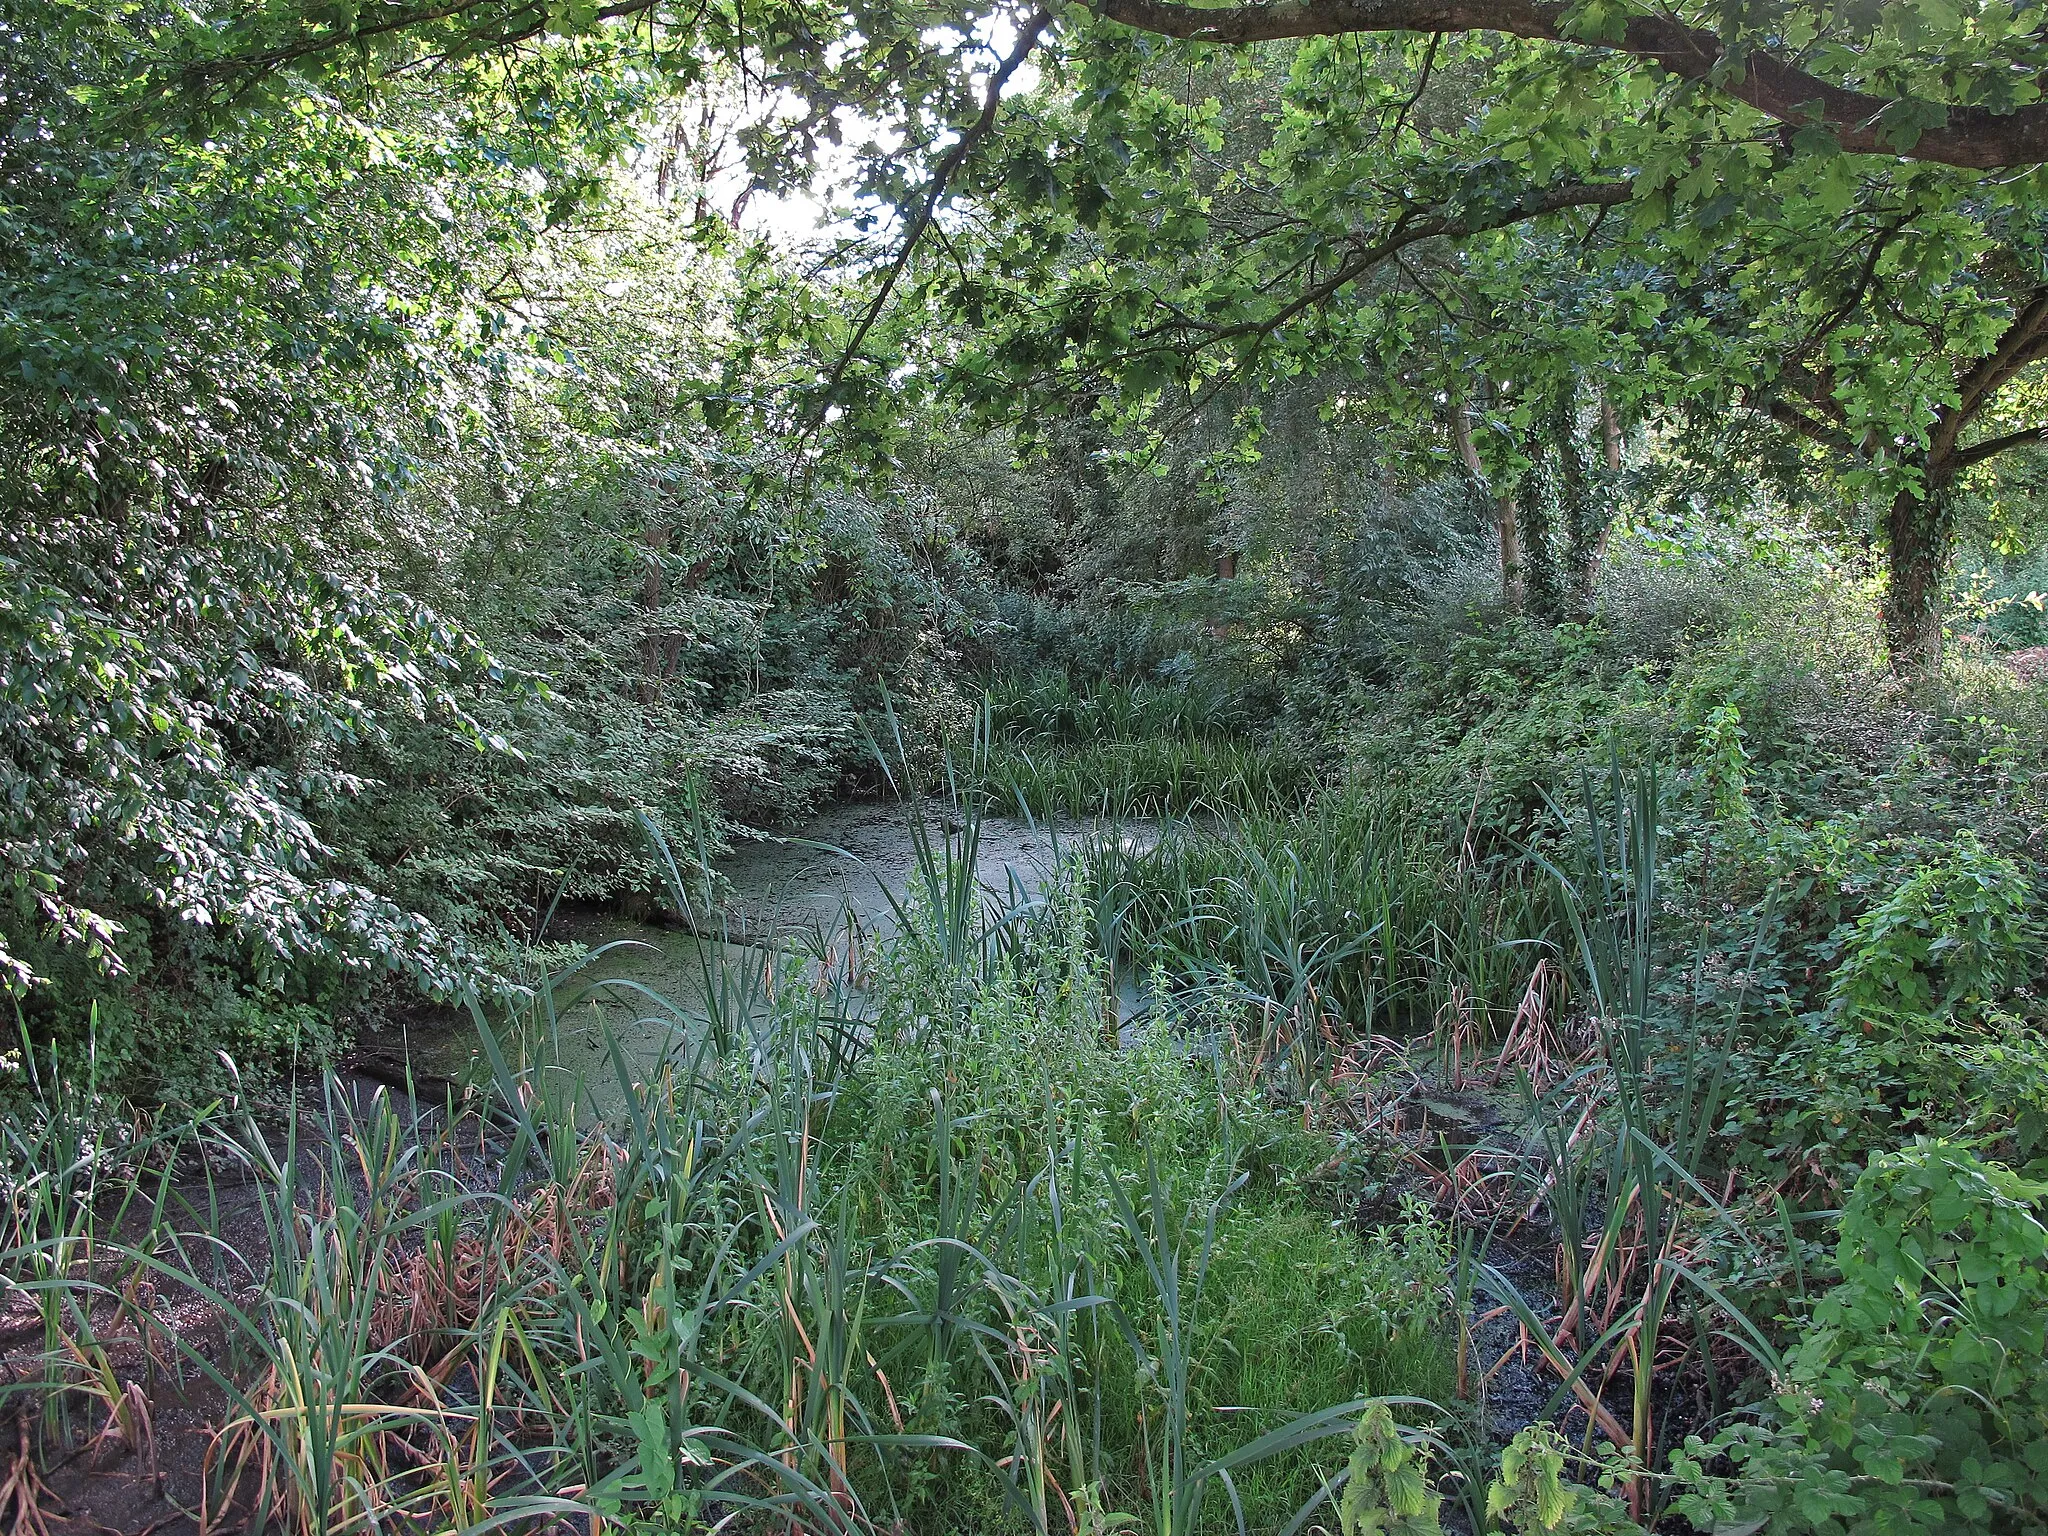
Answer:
395;800;1160;1111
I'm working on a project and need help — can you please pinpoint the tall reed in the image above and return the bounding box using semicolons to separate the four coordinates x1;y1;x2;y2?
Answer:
1479;756;1776;1523
1077;788;1553;1071
977;671;1314;819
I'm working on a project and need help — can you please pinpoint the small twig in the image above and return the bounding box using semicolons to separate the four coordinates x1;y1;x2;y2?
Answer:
1386;32;1441;143
812;10;1056;411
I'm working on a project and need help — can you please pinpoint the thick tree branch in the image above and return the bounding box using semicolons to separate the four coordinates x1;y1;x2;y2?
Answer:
1950;287;2048;422
1952;423;2048;468
1088;0;2048;169
177;0;2048;169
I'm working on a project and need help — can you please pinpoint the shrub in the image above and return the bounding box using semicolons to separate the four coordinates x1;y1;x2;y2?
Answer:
1829;833;2039;1028
1677;1141;2048;1534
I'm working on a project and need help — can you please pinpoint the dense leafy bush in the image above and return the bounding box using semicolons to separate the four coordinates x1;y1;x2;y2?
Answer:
0;15;1012;1085
0;13;561;1072
1679;1142;2048;1534
1829;833;2039;1028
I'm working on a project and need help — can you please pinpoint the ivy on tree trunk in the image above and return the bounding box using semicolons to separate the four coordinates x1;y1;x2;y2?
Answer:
1884;471;1958;674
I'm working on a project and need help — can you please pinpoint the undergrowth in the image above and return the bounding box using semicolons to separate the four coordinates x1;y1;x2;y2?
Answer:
5;538;2047;1535
0;829;1461;1536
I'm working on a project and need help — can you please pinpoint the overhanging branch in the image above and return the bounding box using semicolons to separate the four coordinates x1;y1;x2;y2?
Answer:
815;8;1055;405
175;0;2048;170
1088;0;2048;170
1199;177;1632;353
1128;177;1630;427
1953;423;2048;468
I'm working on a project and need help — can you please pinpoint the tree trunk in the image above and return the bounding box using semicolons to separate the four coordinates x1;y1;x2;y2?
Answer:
1593;388;1620;568
639;523;671;705
1499;494;1524;611
1883;466;1956;674
1451;399;1522;610
1515;442;1559;620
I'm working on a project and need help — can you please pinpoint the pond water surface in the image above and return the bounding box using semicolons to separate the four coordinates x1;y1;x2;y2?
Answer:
396;800;1159;1111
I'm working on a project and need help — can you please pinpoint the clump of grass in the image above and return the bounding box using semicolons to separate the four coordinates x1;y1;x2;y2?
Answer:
1077;787;1556;1073
984;737;1314;819
0;1020;186;1457
976;671;1315;818
987;670;1248;745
